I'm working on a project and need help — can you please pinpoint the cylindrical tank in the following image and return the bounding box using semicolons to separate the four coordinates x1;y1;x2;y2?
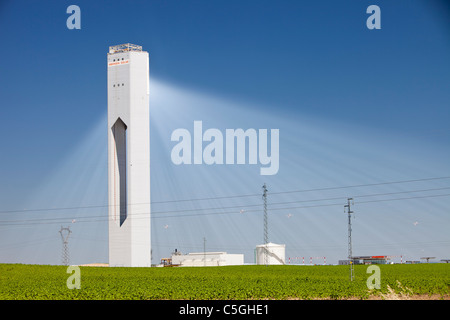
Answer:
255;243;285;265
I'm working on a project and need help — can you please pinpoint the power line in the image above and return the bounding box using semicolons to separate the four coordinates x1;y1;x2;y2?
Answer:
269;176;450;196
146;186;450;215
153;192;450;219
1;176;449;215
151;186;450;215
70;236;450;251
1;186;450;225
357;193;450;205
1;192;450;225
1;192;449;226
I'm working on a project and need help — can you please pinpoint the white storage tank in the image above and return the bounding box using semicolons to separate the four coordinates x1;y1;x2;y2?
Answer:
255;243;285;265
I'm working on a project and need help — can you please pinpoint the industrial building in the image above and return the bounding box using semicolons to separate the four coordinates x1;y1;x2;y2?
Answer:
255;243;285;265
107;43;151;267
170;252;244;267
339;255;391;265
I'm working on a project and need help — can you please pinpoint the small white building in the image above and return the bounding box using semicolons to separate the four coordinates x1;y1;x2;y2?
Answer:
255;243;285;265
171;251;244;267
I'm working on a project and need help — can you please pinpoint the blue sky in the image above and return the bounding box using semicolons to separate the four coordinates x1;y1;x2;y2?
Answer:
0;0;449;265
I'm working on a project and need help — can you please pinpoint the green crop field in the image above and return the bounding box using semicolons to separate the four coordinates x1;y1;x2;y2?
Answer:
0;263;449;300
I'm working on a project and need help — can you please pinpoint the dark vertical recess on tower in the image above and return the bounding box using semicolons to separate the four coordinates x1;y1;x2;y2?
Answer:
113;117;128;226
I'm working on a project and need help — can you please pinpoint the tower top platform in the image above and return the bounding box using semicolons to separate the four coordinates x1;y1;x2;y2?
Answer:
108;43;143;54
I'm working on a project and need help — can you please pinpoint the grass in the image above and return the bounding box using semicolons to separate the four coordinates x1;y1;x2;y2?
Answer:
0;263;449;300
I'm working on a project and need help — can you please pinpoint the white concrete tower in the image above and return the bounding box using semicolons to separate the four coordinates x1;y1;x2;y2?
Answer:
107;43;151;267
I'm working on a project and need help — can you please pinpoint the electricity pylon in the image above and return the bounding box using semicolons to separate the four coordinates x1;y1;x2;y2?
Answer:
344;198;354;281
59;226;72;266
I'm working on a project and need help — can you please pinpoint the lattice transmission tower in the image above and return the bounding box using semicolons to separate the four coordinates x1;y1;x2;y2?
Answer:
344;198;354;281
59;226;72;266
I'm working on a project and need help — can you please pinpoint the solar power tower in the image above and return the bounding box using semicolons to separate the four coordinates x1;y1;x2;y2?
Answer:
107;44;151;267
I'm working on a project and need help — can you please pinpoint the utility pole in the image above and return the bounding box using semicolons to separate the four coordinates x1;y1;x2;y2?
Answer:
344;198;354;281
262;183;268;266
59;226;72;266
203;237;206;267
